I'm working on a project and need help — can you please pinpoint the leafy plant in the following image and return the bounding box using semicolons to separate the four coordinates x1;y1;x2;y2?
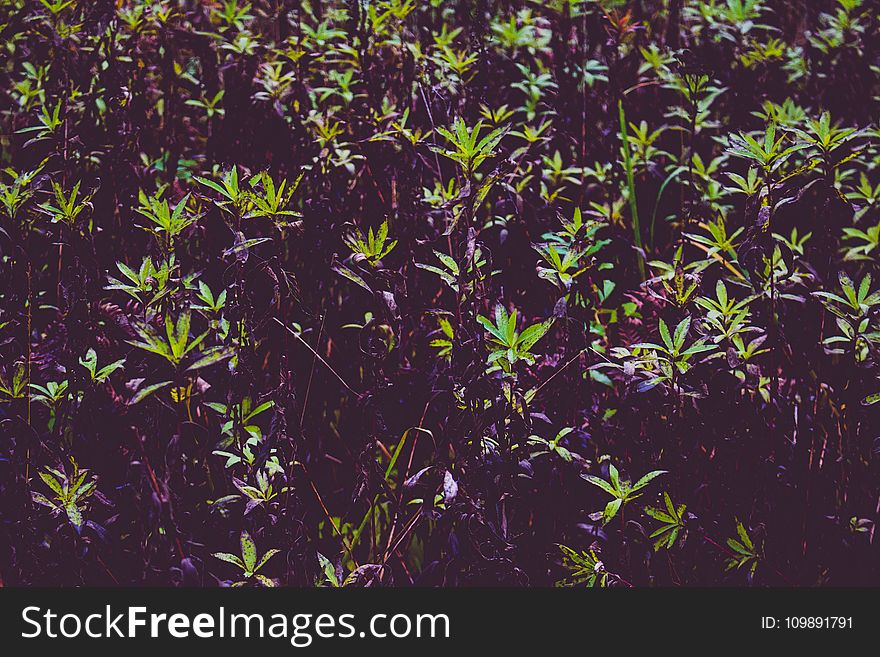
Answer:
477;305;553;373
433;118;506;176
37;181;92;228
0;363;28;401
644;492;688;551
105;255;179;308
31;461;97;533
79;348;125;384
212;531;279;587
556;545;612;587
599;317;717;394
725;519;762;578
3;0;880;590
136;189;198;250
345;219;397;267
813;272;880;361
231;470;285;515
581;463;667;525
127;309;212;369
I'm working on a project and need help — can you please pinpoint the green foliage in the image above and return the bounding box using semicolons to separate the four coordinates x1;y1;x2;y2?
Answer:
31;460;97;533
525;427;583;463
477;305;553;373
79;348;125;384
644;492;688;551
37;181;92;228
209;397;276;469
345;219;397;267
128;309;211;369
599;317;716;394
433;118;506;176
556;545;611;587
727;123;805;175
725;519;761;577
813;272;880;360
2;0;879;590
582;463;666;525
136;190;197;250
0;362;28;401
212;531;279;587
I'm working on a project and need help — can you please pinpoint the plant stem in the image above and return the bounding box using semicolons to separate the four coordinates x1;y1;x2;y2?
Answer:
618;99;646;279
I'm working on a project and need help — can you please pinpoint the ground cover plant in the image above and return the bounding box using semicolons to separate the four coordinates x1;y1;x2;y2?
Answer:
1;0;880;587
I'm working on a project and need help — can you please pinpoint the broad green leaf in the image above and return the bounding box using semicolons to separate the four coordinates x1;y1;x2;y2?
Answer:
129;380;172;405
65;504;83;528
255;548;280;572
518;319;553;352
213;552;245;569
582;474;617;497
240;531;257;572
602;498;622;524
673;316;691;351
39;471;64;496
631;470;667;492
658;319;672;351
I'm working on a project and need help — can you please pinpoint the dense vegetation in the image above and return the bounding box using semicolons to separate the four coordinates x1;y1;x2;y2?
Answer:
1;0;879;587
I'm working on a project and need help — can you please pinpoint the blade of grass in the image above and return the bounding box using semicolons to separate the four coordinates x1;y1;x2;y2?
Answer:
385;427;431;480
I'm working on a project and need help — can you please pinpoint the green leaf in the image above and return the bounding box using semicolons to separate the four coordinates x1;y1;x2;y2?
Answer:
658;319;672;351
129;380;172;405
518;319;554;352
602;498;622;524
31;492;57;509
65;504;83;529
680;342;716;357
581;474;617;497
187;347;235;371
39;471;64;496
858;274;871;304
608;464;620;491
213;552;245;569
333;263;372;294
240;531;257;572
317;552;339;587
494;304;508;334
505;309;517;345
673;316;691;352
434;251;459;274
194;176;233;201
631;470;667;492
715;279;728;307
477;313;507;342
384;427;431;481
645;507;675;523
245;400;275;421
255;548;279;572
79;348;98;376
735;519;754;550
629;342;665;351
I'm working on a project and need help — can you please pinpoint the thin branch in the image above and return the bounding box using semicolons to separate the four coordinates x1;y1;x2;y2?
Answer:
273;317;360;396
